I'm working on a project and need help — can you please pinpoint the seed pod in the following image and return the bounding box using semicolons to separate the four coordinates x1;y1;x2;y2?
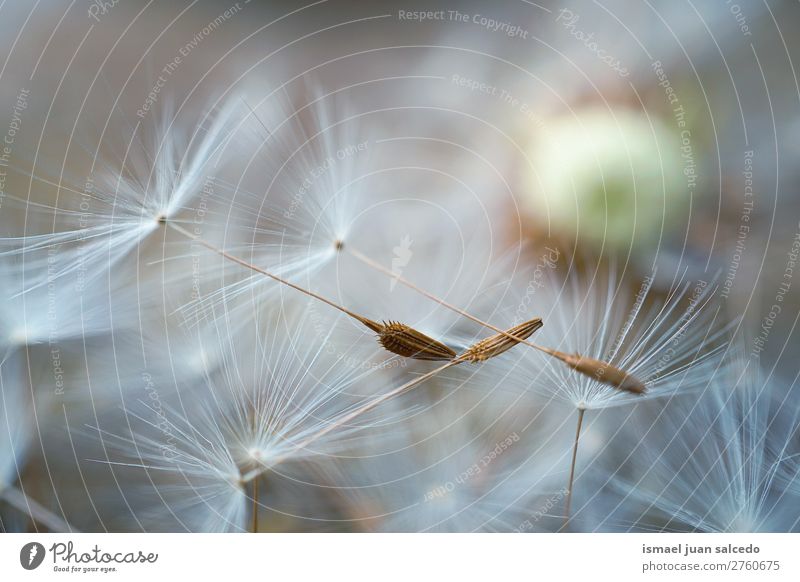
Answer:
359;318;456;361
553;351;646;394
458;318;543;363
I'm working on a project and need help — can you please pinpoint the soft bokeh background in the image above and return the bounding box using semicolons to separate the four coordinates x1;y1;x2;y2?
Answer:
1;0;799;532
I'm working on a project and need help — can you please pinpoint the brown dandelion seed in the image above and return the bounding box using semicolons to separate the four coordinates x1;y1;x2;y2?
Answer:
552;351;646;394
357;318;457;361
457;318;544;363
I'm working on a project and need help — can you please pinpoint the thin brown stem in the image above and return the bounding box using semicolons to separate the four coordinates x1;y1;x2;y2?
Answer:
562;407;586;531
170;222;473;364
0;485;78;533
251;474;259;533
170;222;472;367
169;222;375;328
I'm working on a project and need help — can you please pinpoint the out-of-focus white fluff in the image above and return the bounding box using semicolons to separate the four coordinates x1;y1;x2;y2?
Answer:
0;348;32;492
600;360;800;532
1;97;241;295
93;308;400;531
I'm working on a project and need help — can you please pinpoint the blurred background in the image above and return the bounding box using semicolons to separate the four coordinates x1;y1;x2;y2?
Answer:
1;0;800;532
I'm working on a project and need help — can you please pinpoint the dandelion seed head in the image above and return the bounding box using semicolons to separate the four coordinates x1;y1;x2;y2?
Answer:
458;258;726;410
1;95;241;295
96;309;395;530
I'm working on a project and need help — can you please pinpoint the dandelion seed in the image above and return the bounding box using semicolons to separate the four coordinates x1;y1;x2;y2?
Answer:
440;260;727;527
370;320;457;361
457;318;543;363
346;244;645;392
468;263;727;409
549;352;646;394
